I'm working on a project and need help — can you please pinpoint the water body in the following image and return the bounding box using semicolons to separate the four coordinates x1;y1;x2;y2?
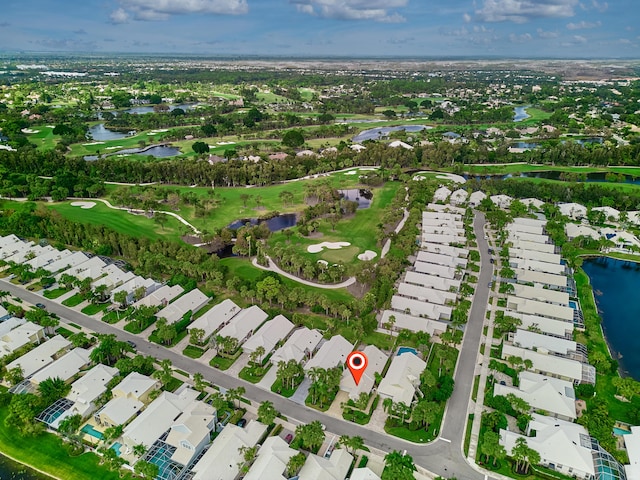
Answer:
114;146;181;158
513;106;530;122
352;125;431;142
0;452;51;480
582;256;640;379
124;103;199;115
227;213;298;231
511;137;603;150
338;189;372;209
87;123;133;141
465;168;640;185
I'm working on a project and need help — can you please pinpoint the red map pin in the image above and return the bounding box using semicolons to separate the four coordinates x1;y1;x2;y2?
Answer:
347;351;368;385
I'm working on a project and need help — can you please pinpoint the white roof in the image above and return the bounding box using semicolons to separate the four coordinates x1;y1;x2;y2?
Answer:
92;264;136;290
450;189;468;205
420;242;469;258
514;269;568;289
404;271;461;292
243;315;295;359
340;344;387;400
413;261;456;279
0;321;42;357
520;198;545;209
123;388;200;448
271;327;323;366
421;233;466;246
397;283;457;305
23;246;65;269
0;317;26;337
510;239;556;254
305;335;352;371
31;347;91;385
493;371;576;420
4;244;49;265
624;426;640;479
298;449;353;480
512;329;577;356
388;140;413;150
565;222;604;240
422;224;465;237
469;191;487;205
391;296;452;321
113;371;158;399
6;335;71;378
110;276;159;297
507;230;550;245
423;211;462;222
416;250;467;269
593;206;620;220
510;258;565;276
165;401;216;465
512;284;569;305
380;310;448;335
244;436;297;480
217;305;268;342
433;186;452;202
188;299;241;339
426;203;466;214
507;296;573;322
628;211;640;226
421;217;463;230
507;223;545;236
0;240;34;260
490;194;513;209
510;247;561;265
45;251;90;274
0;234;22;249
378;353;426;405
192;421;267;480
60;256;107;281
513;217;547;228
98;396;144;426
500;414;594;477
501;344;583;382
133;284;184;308
558;202;587;219
509;312;574;338
156;288;209;324
350;468;381;480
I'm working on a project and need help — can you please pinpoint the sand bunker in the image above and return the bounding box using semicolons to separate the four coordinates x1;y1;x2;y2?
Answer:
357;250;378;261
317;260;329;266
307;241;351;254
344;170;358;175
70;201;96;209
21;128;39;134
83;141;104;146
435;173;466;184
106;146;123;150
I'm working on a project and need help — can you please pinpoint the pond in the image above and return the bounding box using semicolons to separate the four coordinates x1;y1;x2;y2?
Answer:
124;103;200;115
338;189;373;209
0;454;50;480
227;213;298;232
513;105;530;122
87;123;134;141
352;125;431;142
582;256;640;380
465;169;640;185
84;145;181;161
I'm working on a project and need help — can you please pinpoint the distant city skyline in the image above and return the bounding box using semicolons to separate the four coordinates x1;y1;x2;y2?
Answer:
1;0;638;58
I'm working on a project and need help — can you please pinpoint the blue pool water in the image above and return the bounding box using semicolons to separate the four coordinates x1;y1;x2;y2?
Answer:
613;427;630;436
111;442;122;456
397;347;418;356
81;424;104;440
569;300;577;309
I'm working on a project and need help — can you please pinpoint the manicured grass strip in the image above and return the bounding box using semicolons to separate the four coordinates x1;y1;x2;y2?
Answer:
183;345;205;359
209;354;239;371
238;364;272;384
43;287;70;299
0;405;132;480
463;414;474;457
81;303;110;316
62;294;86;307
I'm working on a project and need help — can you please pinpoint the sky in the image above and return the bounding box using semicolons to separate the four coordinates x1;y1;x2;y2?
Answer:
1;0;638;58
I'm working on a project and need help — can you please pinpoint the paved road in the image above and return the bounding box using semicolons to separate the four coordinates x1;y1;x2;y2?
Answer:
0;212;493;479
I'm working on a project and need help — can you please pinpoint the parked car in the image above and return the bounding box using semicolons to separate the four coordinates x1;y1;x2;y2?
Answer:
285;433;293;444
237;418;247;428
126;340;137;349
35;303;46;309
490;258;494;264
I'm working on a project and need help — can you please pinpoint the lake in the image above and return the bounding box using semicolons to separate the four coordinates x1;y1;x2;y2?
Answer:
0;453;51;480
513;106;530;122
338;189;372;209
87;123;133;141
124;103;200;115
352;125;431;142
227;213;298;231
465;168;640;185
582;256;640;379
84;145;181;161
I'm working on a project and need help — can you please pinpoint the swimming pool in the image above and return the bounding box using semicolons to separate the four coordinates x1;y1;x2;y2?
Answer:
613;427;630;436
397;347;418;356
111;442;122;456
81;424;104;440
569;300;578;309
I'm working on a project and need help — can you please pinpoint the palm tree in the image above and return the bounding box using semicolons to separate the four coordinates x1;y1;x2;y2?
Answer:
257;400;278;425
338;435;364;454
133;443;147;458
382;450;416;480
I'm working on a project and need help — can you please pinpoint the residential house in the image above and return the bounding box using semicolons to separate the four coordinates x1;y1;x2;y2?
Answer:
513;269;568;292
244;436;297;480
421;233;466;246
501;344;595;384
25;248;72;270
509;247;562;265
155;288;209;324
592;206;620;221
390;295;452;321
510;329;585;362
351;468;382;480
397;283;457;306
304;335;353;371
490;194;513;209
413;261;457;280
0;321;44;358
420;242;469;259
91;264;136;291
624;426;640;479
565;223;600;241
132;284;184;308
187;298;241;341
433;186;452;203
380;310;448;336
415;251;467;269
450;189;468;206
6;335;71;379
56;256;107;282
95;372;160;428
340;344;387;401
216;305;268;344
110;276;161;304
558;202;587;220
403;271;461;292
29;347;92;386
425;203;466;215
243;315;295;363
298;449;353;480
164;400;217;466
510;239;556;254
270;327;323;366
508;312;574;339
509;258;565;276
507;230;550;245
44;251;90;275
507;296;573;322
469;191;487;207
378;352;426;405
511;284;569;306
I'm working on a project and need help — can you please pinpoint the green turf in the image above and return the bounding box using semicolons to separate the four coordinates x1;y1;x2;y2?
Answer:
183;345;205;359
24;126;59;151
43;287;70;299
80;303;110;315
0;405;132;480
47;201;184;241
62;293;86;307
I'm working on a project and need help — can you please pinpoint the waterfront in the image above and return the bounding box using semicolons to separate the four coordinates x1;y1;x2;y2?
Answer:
582;256;640;379
0;453;51;480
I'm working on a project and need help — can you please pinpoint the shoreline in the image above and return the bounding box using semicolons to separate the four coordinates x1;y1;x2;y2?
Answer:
0;450;59;480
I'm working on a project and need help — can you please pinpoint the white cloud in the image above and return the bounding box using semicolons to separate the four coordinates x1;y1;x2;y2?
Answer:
290;0;408;23
580;0;608;12
573;34;588;43
537;28;559;38
113;0;248;22
509;32;532;42
110;8;130;24
463;12;472;23
566;20;600;30
475;0;578;23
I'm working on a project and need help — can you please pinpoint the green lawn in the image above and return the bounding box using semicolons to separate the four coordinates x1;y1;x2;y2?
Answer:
25;126;59;151
81;303;110;316
47;201;185;242
210;355;238;370
0;405;132;480
43;287;70;299
62;293;86;307
183;345;205;359
238;364;272;384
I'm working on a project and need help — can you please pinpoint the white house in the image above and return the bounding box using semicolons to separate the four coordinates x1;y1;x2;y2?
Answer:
592;206;620;221
558;202;587;220
133;284;184;308
91;264;136;291
270;327;323;366
298;448;353;480
565;223;600;241
397;283;457;306
508;312;574;339
388;140;413;150
391;295;452;321
514;269;568;291
6;335;71;379
490;194;513;209
156;288;209;324
510;238;556;254
450;189;468;206
191;421;267;480
509;258;565;276
415;250;467;269
95;372;160;428
57;256;107;281
216;305;268;344
507;230;550;245
420;242;469;259
378;352;426;405
25;247;70;270
110;276;161;304
433;186;452;203
30;347;92;386
339;344;387;401
0;321;44;358
244;436;297;480
426;203;465;214
507;296;573;322
510;247;562;265
511;329;583;361
501;344;594;384
403;271;461;292
624;426;640;479
187;298;241;341
44;251;90;274
512;284;569;306
520;198;545;210
421;233;466;246
413;261;457;280
507;223;545;236
380;310;448;336
469;191;487;207
305;335;353;371
493;371;577;421
165;399;217;466
243;315;295;363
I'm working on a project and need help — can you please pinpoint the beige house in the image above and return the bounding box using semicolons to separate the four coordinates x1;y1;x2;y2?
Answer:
94;372;160;428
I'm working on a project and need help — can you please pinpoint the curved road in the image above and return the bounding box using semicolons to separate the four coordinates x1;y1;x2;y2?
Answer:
0;212;493;479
